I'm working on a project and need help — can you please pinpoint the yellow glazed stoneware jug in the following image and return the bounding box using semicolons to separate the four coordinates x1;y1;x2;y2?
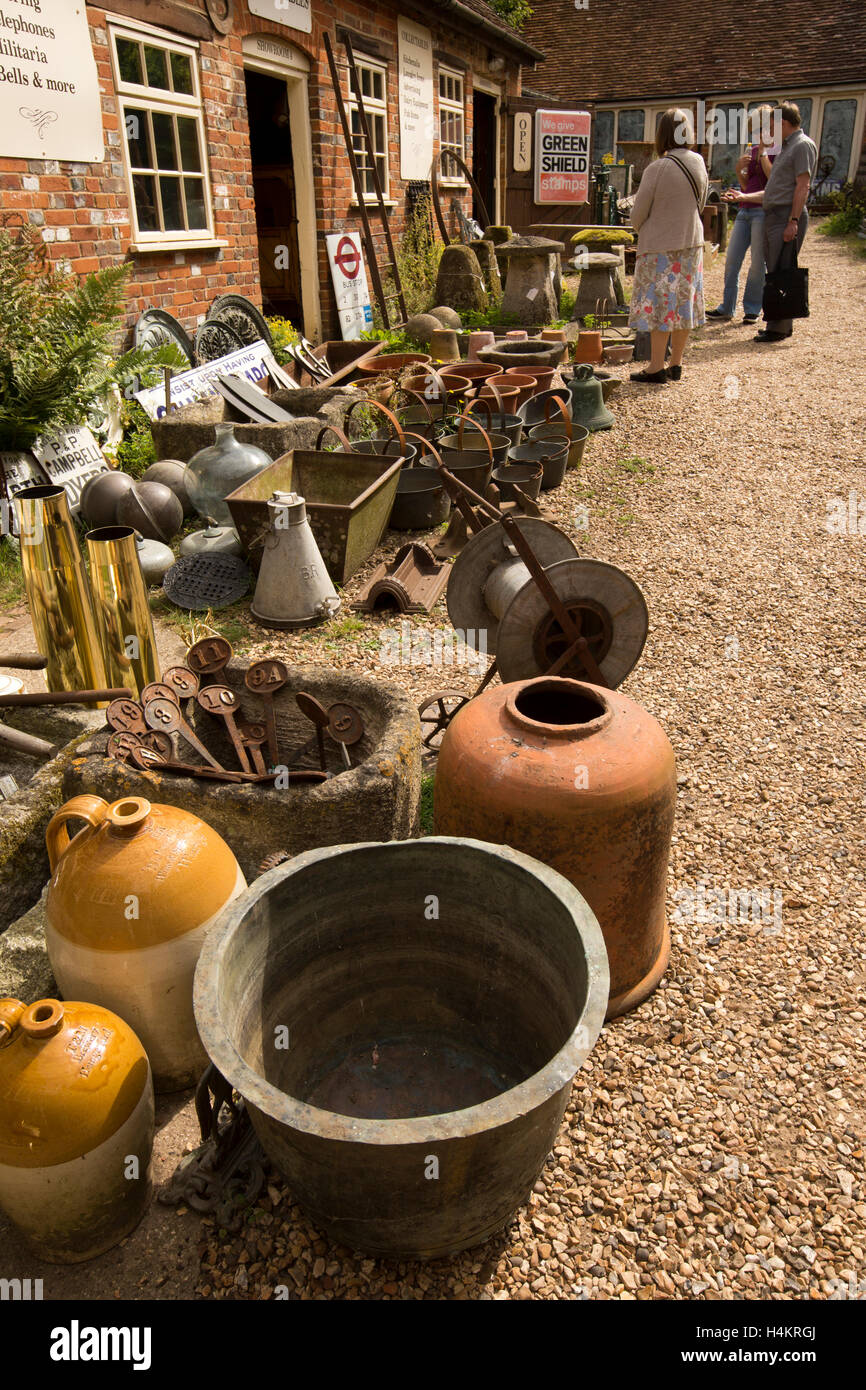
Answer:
44;794;246;1091
0;996;153;1263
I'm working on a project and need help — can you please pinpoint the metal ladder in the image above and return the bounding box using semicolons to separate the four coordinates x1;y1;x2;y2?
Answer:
323;30;407;330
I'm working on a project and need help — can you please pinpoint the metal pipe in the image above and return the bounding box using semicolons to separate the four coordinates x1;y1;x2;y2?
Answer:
0;722;56;758
86;526;160;699
0;654;48;670
0;687;128;708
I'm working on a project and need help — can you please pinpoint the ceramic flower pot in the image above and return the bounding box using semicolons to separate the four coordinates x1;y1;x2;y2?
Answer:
434;677;676;1019
44;794;246;1091
575;331;604;364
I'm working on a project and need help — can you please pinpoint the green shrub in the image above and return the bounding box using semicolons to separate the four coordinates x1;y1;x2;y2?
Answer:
818;183;866;237
112;400;156;478
487;0;533;31
0;224;185;451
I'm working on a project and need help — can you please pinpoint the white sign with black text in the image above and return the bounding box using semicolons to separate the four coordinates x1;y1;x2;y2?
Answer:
0;0;104;162
246;0;312;36
134;341;273;421
398;16;434;181
32;426;110;516
326;232;373;341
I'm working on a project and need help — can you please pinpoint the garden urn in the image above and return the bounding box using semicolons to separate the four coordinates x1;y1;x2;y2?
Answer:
0;996;154;1263
44;794;246;1091
434;677;676;1018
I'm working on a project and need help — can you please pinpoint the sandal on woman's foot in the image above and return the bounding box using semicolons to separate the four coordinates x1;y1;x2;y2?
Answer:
666;365;682;381
629;368;668;384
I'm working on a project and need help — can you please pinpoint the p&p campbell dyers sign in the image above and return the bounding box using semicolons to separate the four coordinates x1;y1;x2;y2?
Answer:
534;110;591;206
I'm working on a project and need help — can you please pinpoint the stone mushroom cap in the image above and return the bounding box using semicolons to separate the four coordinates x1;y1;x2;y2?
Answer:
498;234;566;256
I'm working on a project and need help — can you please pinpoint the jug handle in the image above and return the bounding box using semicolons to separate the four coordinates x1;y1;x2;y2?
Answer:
456;411;494;463
46;795;110;871
315;423;354;452
545;393;572;437
343;397;407;453
403;433;443;469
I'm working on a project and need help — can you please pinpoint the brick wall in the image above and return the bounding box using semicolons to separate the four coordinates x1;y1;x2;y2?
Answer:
0;1;521;344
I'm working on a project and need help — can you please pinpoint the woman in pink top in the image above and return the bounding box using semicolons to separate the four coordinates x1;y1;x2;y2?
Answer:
707;105;777;324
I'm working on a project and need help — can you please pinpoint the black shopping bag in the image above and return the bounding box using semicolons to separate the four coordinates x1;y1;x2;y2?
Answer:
763;238;809;320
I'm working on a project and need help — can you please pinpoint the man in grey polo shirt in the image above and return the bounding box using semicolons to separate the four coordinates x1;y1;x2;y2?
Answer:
730;103;817;341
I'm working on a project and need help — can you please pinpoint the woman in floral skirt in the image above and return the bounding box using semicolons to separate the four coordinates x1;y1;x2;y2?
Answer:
628;108;709;383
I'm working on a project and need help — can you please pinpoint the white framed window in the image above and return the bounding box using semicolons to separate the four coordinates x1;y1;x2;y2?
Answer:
109;21;214;245
438;68;465;182
348;58;389;200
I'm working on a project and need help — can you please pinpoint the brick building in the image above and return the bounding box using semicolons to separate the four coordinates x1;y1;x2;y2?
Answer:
0;0;541;342
525;0;866;186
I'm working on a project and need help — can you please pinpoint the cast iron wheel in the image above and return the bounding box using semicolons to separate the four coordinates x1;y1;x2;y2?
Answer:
418;690;470;751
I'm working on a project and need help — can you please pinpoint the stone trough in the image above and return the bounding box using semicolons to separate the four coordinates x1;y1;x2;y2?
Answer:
62;664;422;883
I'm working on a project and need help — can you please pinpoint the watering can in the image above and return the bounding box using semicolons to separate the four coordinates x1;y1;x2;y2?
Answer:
251;491;340;629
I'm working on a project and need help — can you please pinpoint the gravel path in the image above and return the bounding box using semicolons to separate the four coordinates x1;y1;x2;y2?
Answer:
194;229;865;1301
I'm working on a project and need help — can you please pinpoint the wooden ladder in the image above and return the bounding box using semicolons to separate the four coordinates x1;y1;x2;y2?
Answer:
323;29;407;330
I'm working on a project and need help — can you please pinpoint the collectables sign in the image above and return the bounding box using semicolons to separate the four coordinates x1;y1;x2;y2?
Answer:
534;110;591;205
135;341;273;421
326;232;373;340
398;16;434;181
0;0;104;162
246;0;312;36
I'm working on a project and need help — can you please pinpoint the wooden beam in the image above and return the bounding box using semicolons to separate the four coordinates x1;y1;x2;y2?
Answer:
86;0;213;42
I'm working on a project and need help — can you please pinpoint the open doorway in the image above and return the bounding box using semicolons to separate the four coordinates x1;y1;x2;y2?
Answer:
244;68;302;325
472;89;498;225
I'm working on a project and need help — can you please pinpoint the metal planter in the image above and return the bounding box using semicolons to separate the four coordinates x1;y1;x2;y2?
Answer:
193;837;608;1257
226;451;403;583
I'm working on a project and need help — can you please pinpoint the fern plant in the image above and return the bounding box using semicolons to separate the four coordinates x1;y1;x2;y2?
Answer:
0;225;186;451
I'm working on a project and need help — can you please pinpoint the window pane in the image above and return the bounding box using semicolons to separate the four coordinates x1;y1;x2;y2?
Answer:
152;112;178;171
709;103;745;180
373;113;385;156
144;45;171;90
177;117;202;172
593;110;614;159
184;177;208;230
793;98;812;134
159;175;184;230
818;99;856;182
372;70;383;102
170;51;194;96
124;107;152;168
117;37;143;85
617;108;645;143
133;174;159;231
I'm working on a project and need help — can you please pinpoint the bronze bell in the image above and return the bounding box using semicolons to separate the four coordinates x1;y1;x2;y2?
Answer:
567;364;615;432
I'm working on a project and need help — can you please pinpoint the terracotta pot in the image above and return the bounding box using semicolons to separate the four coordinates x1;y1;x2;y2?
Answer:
523;366;557;395
575;331;603;365
541;328;567;343
429;328;460;362
434;677;676;1019
497;372;537;409
475;381;520;411
358;353;431;378
439;363;503;386
505;330;528;341
44;794;246;1091
467;330;495;361
402;370;470;407
0;996;153;1262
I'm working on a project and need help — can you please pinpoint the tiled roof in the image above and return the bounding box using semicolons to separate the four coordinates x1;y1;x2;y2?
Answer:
524;0;866;103
435;0;547;60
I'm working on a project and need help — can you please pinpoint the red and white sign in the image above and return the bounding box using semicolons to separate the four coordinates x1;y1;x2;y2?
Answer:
326;232;373;341
534;110;591;206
